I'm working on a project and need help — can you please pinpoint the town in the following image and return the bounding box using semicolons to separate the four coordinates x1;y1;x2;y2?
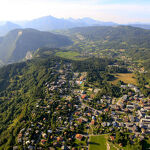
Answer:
13;62;150;150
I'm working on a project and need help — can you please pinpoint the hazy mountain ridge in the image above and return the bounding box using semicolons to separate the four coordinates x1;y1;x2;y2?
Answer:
22;16;118;31
0;22;21;36
0;28;72;63
0;15;150;37
129;24;150;30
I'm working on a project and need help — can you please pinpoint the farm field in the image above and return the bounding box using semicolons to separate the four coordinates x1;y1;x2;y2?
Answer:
110;73;137;85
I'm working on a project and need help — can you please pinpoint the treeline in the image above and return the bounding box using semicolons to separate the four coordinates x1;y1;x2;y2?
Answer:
72;57;114;72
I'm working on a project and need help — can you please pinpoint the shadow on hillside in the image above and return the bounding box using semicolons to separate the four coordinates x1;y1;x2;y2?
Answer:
89;142;100;145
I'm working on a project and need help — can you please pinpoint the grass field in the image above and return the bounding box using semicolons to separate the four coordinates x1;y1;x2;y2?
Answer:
89;134;149;150
89;135;107;150
56;51;83;60
110;73;137;85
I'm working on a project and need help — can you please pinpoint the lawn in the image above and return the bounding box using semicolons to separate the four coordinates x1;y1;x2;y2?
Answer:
74;138;87;149
110;73;137;85
56;51;83;60
109;142;118;150
89;135;107;150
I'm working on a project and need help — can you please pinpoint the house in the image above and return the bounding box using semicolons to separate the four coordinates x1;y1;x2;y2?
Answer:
42;133;47;139
128;84;135;88
28;145;34;150
140;118;150;124
75;112;80;116
132;125;138;132
48;130;52;133
134;87;140;93
81;94;87;99
57;137;63;142
141;128;146;134
110;136;115;141
75;134;83;141
13;146;19;150
111;105;117;110
81;90;86;94
129;115;135;122
92;116;96;120
145;115;150;119
107;122;111;127
61;145;68;150
121;85;127;89
112;122;118;127
91;120;95;125
78;118;83;124
94;88;101;94
90;94;95;99
127;105;135;110
122;95;128;101
104;108;109;112
126;123;134;127
102;122;106;127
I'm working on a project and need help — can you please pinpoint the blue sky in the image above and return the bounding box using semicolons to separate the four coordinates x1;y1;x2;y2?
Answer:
0;0;150;24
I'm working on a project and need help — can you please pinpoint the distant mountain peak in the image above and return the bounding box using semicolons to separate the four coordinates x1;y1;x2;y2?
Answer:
21;15;118;31
0;21;21;36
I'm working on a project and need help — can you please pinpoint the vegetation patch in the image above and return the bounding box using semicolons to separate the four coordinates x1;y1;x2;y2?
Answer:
89;135;107;150
56;51;84;60
110;73;137;85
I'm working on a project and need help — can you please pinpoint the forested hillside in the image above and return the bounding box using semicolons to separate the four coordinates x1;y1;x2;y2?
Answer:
0;28;72;64
58;26;150;62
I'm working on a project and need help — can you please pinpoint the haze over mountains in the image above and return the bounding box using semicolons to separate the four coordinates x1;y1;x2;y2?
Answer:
0;22;21;36
0;15;150;65
1;15;150;37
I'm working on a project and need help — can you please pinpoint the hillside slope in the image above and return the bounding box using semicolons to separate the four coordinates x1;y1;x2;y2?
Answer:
62;26;150;60
0;22;21;36
69;26;150;47
0;28;72;63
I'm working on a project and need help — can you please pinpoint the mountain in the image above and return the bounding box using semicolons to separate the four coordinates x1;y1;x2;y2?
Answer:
130;24;150;30
23;16;75;31
68;25;150;47
0;22;21;36
61;25;150;61
22;15;117;31
68;17;117;26
0;28;72;63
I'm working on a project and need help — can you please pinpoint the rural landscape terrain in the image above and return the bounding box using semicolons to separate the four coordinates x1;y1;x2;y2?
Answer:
0;2;150;149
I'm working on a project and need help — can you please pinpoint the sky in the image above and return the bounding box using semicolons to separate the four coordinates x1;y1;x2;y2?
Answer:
0;0;150;24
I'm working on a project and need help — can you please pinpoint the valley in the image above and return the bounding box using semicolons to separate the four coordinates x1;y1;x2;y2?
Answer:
0;49;149;149
0;0;150;149
0;24;150;150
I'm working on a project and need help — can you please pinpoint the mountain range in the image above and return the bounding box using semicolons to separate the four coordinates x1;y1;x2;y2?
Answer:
0;15;150;37
1;25;150;65
0;22;21;36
